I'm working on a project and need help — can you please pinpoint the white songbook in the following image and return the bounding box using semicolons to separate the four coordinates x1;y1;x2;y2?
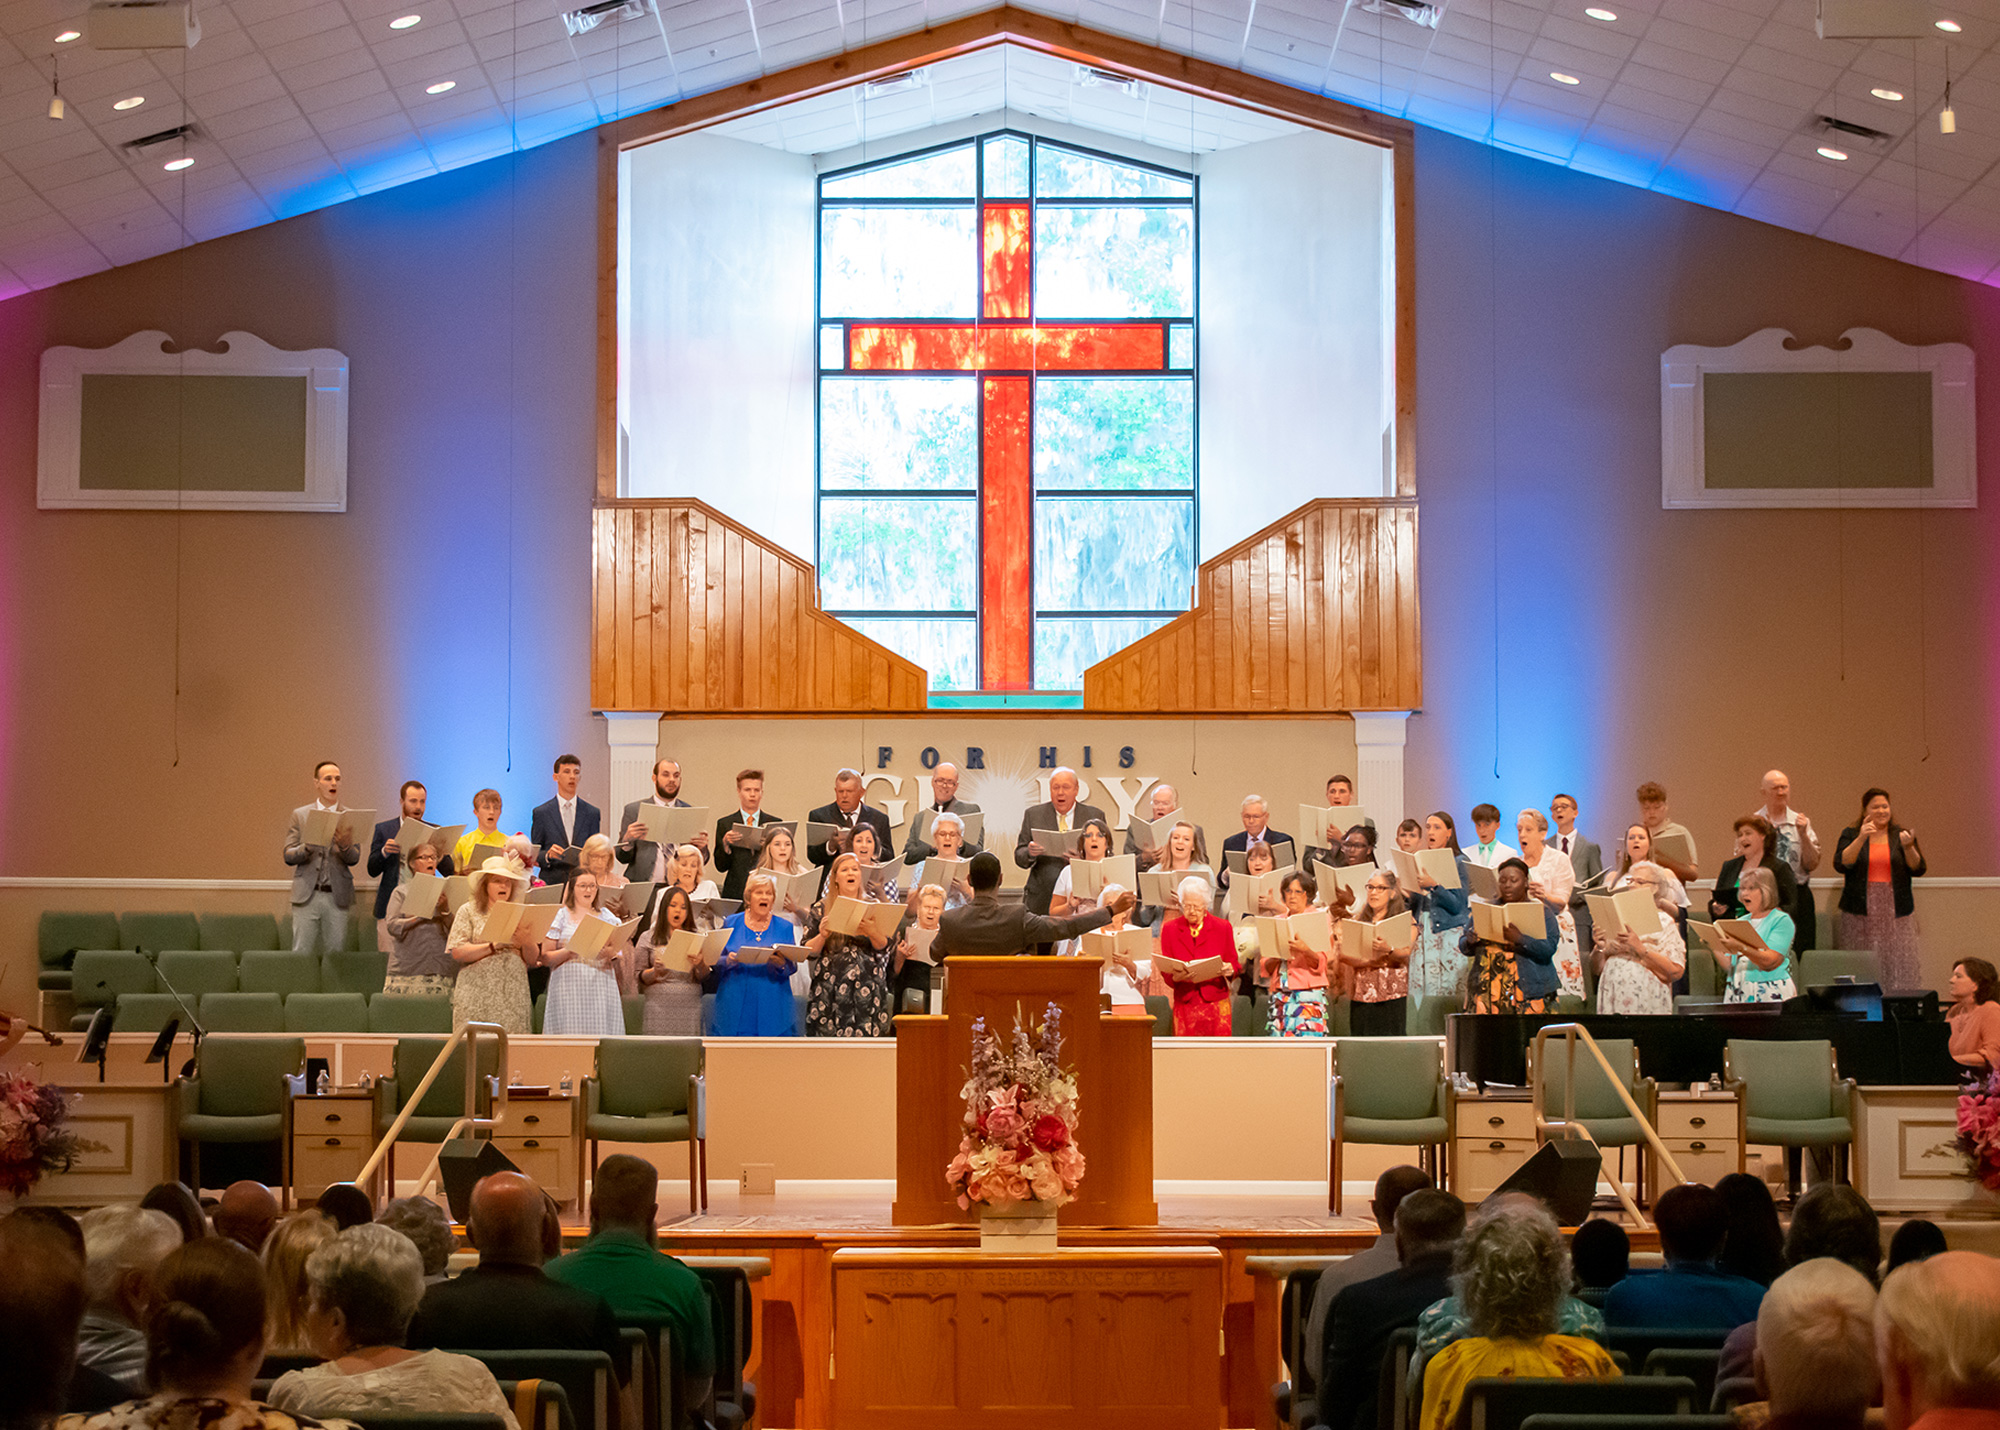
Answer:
1312;859;1376;907
606;882;658;920
1584;887;1664;940
481;900;528;946
913;808;984;847
765;869;819;916
443;876;474;918
1142;868;1215;907
1464;863;1501;901
1651;828;1695;868
1153;952;1227;981
825;896;905;941
565;914;632;961
1032;827;1088;857
916;856;970;894
1716;917;1772;952
1069;854;1137;902
395;817;466;861
630;804;709;846
1300;805;1371;845
1124;810;1184;852
1226;844;1298;875
857;861;900;898
659;927;731;973
903;925;941;966
524;885;565;906
1081;927;1154;961
1228;868;1288;920
1336;911;1415;962
1688;920;1735;952
302;806;372;849
1388;847;1461;891
731;943;805;967
1469;899;1545;942
516;903;563;945
1254;908;1334;963
398;872;446;918
805;821;846;851
692;898;742;924
727;821;792;853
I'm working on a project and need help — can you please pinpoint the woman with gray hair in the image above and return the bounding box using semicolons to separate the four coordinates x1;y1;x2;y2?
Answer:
374;1198;453;1283
1417;1195;1620;1430
1158;876;1239;1035
1711;865;1798;1004
267;1224;516;1428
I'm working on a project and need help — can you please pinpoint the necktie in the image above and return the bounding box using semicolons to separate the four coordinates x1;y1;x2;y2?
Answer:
1561;835;1570;854
1059;810;1070;833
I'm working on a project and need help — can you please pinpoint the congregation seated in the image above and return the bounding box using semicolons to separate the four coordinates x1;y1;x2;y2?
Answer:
213;1183;280;1255
3;1207;91;1430
1303;1165;1433;1378
77;1207;182;1399
56;1236;327;1430
1568;1218;1629;1294
1601;1182;1765;1331
267;1223;518;1429
1716;1171;1787;1287
545;1153;717;1420
376;1198;453;1285
312;1185;374;1234
1887;1219;1949;1275
1320;1188;1466;1430
1718;1181;1882;1387
1416;1193;1620;1430
404;1171;630;1424
262;1213;336;1356
1750;1256;1880;1430
1877;1251;2000;1430
137;1184;207;1245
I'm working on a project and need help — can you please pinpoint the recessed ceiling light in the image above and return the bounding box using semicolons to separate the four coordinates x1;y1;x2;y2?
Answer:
1817;145;1849;160
163;156;193;170
1551;71;1581;85
1870;87;1904;101
54;28;80;41
1935;18;1961;31
389;12;421;27
425;79;455;93
113;95;145;110
1584;6;1617;19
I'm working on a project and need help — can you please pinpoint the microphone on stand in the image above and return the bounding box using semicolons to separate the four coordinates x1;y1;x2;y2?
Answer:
136;947;208;1081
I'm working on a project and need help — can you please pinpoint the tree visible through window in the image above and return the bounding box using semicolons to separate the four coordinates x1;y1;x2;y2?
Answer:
817;131;1197;692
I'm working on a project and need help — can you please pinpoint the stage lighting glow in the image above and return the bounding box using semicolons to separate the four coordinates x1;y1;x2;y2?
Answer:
1816;146;1849;161
1584;7;1617;18
163;156;193;170
426;80;455;93
390;12;421;26
1935;18;1961;31
1871;88;1903;101
114;96;145;110
1551;72;1581;85
54;28;79;40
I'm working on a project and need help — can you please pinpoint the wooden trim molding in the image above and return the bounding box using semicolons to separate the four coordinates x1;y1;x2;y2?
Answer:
1082;499;1422;714
592;499;928;713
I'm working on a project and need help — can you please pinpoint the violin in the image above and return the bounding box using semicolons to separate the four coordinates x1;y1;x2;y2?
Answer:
1;1010;63;1046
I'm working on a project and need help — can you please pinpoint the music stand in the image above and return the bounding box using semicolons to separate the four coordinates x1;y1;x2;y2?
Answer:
144;1021;181;1084
77;1009;112;1083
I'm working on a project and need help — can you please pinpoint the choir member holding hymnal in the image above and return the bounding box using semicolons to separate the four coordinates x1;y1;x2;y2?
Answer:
382;843;455;996
1260;871;1333;1038
1458;858;1559;1015
801;852;896;1037
1340;871;1415;1036
1155;878;1240;1036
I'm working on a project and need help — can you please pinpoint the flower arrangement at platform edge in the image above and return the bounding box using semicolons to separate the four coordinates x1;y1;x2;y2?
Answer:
946;1001;1085;1211
0;1071;95;1197
1957;1068;2000;1192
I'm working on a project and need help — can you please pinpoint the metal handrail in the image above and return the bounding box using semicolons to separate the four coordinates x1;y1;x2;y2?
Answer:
1531;1022;1688;1228
355;1021;510;1198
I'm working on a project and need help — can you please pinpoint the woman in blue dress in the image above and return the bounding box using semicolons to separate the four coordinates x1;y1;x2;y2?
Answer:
712;870;800;1035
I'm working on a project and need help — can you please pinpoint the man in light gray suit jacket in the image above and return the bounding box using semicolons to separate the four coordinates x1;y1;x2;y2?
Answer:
1551;793;1603;989
285;761;362;954
616;757;706;884
1013;768;1107;917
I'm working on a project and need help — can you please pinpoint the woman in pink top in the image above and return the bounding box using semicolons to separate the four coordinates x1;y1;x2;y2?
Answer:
1262;870;1330;1037
1947;958;2000;1070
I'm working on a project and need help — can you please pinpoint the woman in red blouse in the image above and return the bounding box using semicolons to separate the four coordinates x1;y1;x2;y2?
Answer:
1160;876;1241;1036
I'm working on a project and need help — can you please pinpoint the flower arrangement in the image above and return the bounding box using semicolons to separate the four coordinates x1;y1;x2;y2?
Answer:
0;1072;95;1198
1957;1069;2000;1192
946;1001;1085;1211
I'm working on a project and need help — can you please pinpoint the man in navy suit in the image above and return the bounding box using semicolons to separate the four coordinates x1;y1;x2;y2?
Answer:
369;781;456;937
1218;794;1294;888
806;768;896;870
531;754;601;888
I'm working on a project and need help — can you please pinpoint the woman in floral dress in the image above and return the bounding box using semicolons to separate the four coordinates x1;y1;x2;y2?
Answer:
1591;864;1685;1016
1262;869;1331;1037
447;853;533;1033
1459;858;1561;1014
800;852;896;1036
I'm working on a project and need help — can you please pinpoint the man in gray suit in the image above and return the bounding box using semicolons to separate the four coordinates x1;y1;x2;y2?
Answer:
937;852;1135;958
1013;767;1107;916
901;763;985;865
616;757;706;884
285;760;362;954
1551;793;1603;984
1122;782;1205;870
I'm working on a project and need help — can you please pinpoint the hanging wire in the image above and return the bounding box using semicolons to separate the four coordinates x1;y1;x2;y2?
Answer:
171;39;190;767
1485;6;1500;781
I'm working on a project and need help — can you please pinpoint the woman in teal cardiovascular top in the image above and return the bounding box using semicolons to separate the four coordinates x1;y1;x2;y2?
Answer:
1711;866;1797;1004
712;870;799;1035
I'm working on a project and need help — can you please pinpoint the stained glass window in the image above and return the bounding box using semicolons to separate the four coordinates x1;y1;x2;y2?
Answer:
817;133;1196;691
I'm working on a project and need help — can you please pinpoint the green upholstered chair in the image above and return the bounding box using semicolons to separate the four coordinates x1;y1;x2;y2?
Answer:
583;1038;707;1214
346;915;377;952
284;992;371;1032
70;950;156;1029
1795;949;1884;988
113;992;189;1034
239;951;323;997
197;913;281;952
1142;994;1174;1036
1328;1038;1451;1214
1532;1036;1656;1203
621;995;647;1036
322;951;389;996
156;950;239;996
120;912;199;953
175;1034;305;1194
533;994;548;1034
38;911;119;992
368;995;454;1034
1683;926;1725;1000
1408;992;1459;1038
1726;1038;1856;1200
374;1036;501;1192
199;992;286;1032
277;913;293;950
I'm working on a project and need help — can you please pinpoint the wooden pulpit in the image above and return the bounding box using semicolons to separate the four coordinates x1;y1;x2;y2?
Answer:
892;956;1156;1227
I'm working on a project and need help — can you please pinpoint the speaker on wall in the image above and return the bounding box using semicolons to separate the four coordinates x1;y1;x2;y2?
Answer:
437;1139;521;1222
1487;1139;1601;1226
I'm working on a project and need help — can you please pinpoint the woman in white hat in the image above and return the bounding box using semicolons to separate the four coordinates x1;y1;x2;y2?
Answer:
447;852;533;1032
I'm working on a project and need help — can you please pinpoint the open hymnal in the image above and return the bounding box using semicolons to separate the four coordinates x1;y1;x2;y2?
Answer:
629;804;708;847
727;820;792;854
1032;826;1088;857
524;884;565;906
659;927;730;973
302;806;372;849
443;876;474;918
1069;854;1137;902
913;808;983;848
567;915;641;962
480;899;529;946
515;903;562;945
731;943;805;967
1650;828;1695;868
1336;912;1415;962
395;817;465;861
691;898;742;924
1153;952;1227;982
1254;908;1333;963
1300;804;1371;845
468;843;534;871
902;924;941;966
1687;920;1735;952
1716;917;1772;951
1142;868;1214;907
398;872;447;918
1584;888;1664;940
1469;899;1545;943
916;856;970;894
1388;847;1461;891
825;896;905;941
804;821;846;852
605;882;657;920
1228;868;1287;919
1124;810;1184;852
858;861;900;898
764;869;819;915
1081;927;1153;962
1312;859;1375;907
1464;863;1502;901
1226;843;1297;875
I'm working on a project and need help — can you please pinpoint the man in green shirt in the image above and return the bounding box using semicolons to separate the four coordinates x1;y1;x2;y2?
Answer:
547;1154;717;1420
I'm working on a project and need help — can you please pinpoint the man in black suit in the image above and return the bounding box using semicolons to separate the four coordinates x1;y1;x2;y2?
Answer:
406;1171;632;1427
936;852;1133;958
902;762;985;864
617;757;706;884
530;753;601;888
1013;768;1107;916
1318;1189;1467;1430
368;781;454;934
712;768;782;903
1219;793;1294;888
807;768;896;871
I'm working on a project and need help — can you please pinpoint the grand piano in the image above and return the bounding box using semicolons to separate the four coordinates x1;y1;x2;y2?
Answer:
1447;1004;1962;1089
